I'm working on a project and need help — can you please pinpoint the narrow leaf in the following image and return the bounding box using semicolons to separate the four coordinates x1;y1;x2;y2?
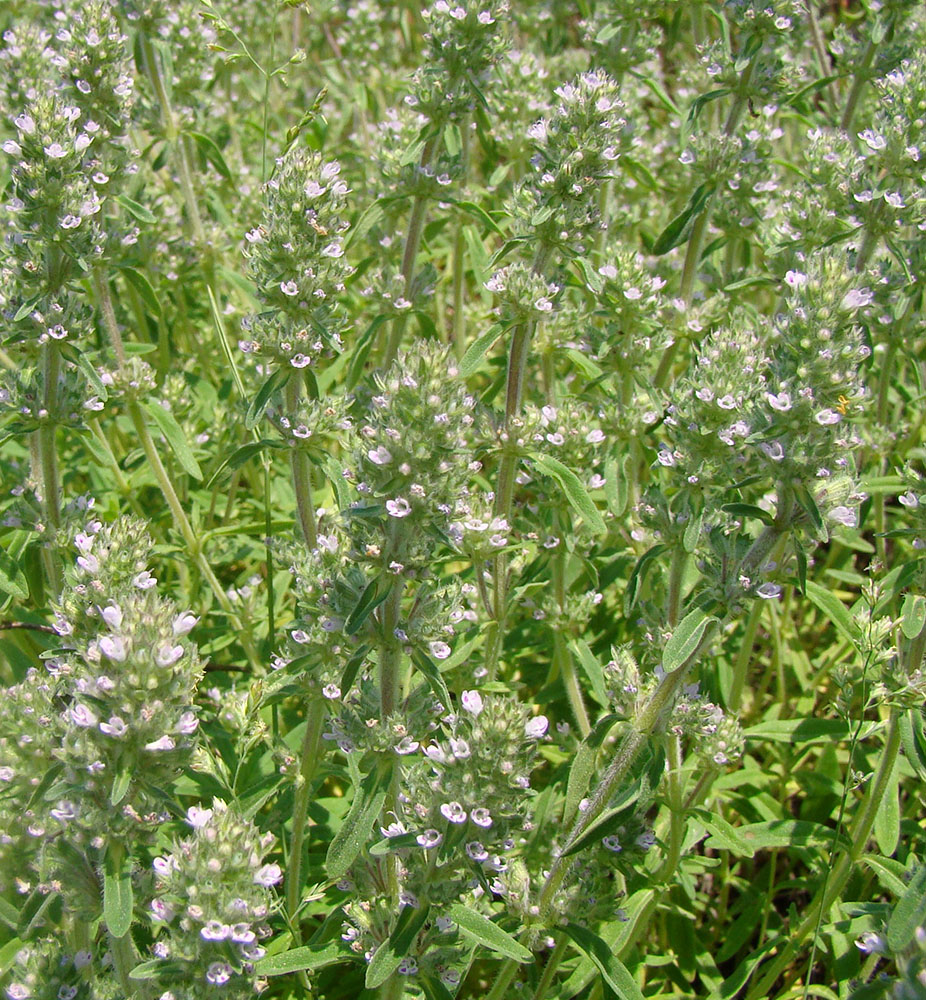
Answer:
410;649;453;715
874;757;900;858
563;922;645;1000
662;608;717;674
901;594;926;640
246;366;290;430
532;453;606;533
118;265;162;318
652;183;714;255
365;905;431;988
887;864;926;952
804;580;859;647
345;578;389;636
255;942;350;976
116;194;157;224
447;903;532;962
460;323;506;378
103;849;134;939
141;401;203;480
326;766;390;881
0;937;23;979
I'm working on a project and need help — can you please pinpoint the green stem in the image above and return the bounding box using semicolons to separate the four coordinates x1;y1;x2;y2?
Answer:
531;935;569;1000
285;696;327;938
665;546;687;628
656;734;685;882
38;342;62;596
451;122;471;360
840;37;877;132
383;135;439;366
539;623;718;920
285;377;317;549
728;599;763;713
557;632;590;738
745;710;902;1000
108;928;140;999
93;269;125;366
485;957;520;1000
657;52;759;387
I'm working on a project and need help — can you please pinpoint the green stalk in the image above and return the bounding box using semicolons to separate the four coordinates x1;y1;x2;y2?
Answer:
656;51;759;388
531;935;569;1000
108;929;140;999
728;599;763;712
539;622;719;920
485;957;520;1000
451;122;471;360
285;377;317;549
93;269;126;366
285;696;326;939
383;135;440;366
840;37;877;132
656;734;686;882
745;709;902;1000
37;341;62;596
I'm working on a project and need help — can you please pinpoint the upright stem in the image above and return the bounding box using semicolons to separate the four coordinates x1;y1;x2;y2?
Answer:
37;342;62;596
451;122;471;360
285;377;317;549
383;135;439;366
93;269;125;366
840;38;877;132
539;623;718;920
745;710;902;1000
285;696;326;939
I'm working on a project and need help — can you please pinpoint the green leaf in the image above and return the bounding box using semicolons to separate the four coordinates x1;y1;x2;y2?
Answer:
103;848;134;938
410;649;453;715
116;194;157;224
205;439;284;489
532;453;606;534
453;199;504;236
721;503;775;526
117;265;162;318
693;810;755;858
745;718;880;745
683;507;703;553
369;832;422;856
13;294;41;322
0;938;24;979
325;765;390;881
562;785;645;857
460;323;506;378
704;820;842;852
624;543;666;615
110;766;132;807
129;960;188;980
899;710;926;782
874;757;900;857
887;864;926;952
0;546;29;600
188;130;233;181
246;366;290;430
141;400;203;480
901;594;926;640
804;580;860;647
254;942;350;976
570;639;609;707
794;483;827;542
447;903;532;963
562;923;645;1000
345;578;389;636
652;182;715;256
563;714;621;822
420;972;456;1000
365;905;431;988
662;608;717;673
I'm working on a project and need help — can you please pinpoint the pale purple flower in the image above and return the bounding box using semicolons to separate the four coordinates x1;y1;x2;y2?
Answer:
201;921;231;941
756;582;782;600
280;280;299;296
99;635;127;661
461;690;483;716
829;506;857;528
440;801;467;824
417;829;442;848
449;737;471;759
176;711;199;735
70;703;97;727
133;570;156;589
253;863;282;886
429;641;451;660
99;716;127;737
172;611;198;635
466;841;488;861
156;643;184;667
470;807;493;828
386;497;412;518
186;805;213;828
145;735;176;751
205;962;232;985
815;409;842;425
368;445;392;465
44;142;67;158
322;683;341;699
766;391;792;412
525;715;549;738
602;834;622;852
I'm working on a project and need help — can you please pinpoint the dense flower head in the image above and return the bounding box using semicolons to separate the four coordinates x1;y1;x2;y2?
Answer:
242;147;354;373
147;799;277;998
509;69;633;253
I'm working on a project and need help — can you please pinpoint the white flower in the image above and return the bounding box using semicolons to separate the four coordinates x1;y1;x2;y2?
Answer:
842;288;873;310
133;570;156;589
470;807;492;828
829;506;857;528
784;269;807;287
417;829;442;848
253;863;283;886
186;805;213;828
321;242;343;258
322;683;341;699
176;712;199;735
429;640;451;660
44;142;68;159
440;801;467;824
815;409;842;425
449;738;471;759
145;735;176;751
99;635;127;661
205;963;232;985
756;582;782;599
70;703;97;728
13;113;35;133
156;644;184;667
386;497;412;518
172;611;198;635
461;690;483;715
766;391;792;412
858;129;886;151
368;445;392;465
899;491;919;509
525;715;549;738
100;604;123;629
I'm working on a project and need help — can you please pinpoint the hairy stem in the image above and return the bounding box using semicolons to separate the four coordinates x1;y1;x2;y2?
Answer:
285;376;317;549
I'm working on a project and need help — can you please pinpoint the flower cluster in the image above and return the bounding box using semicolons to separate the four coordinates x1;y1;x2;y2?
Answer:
147;800;279;999
242;148;354;373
